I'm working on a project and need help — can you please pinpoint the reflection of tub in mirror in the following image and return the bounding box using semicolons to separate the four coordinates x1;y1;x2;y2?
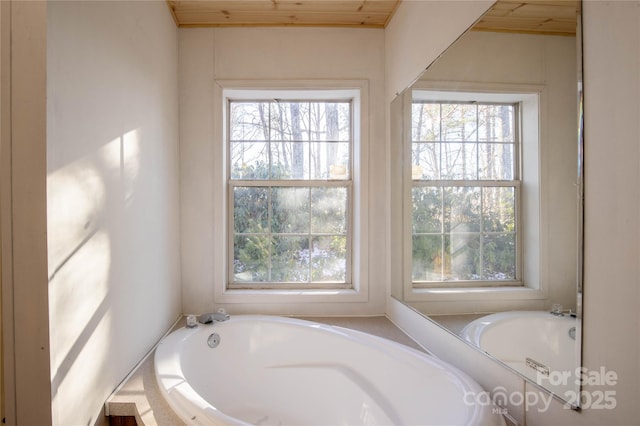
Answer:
461;311;578;399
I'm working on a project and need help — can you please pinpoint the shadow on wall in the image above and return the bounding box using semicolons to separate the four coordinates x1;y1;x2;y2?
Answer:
47;129;140;418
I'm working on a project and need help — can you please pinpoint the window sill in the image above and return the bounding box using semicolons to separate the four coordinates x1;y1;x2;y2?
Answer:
404;285;546;303
215;287;368;304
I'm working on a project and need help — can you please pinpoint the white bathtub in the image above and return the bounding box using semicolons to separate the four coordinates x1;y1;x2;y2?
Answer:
155;315;505;426
461;311;578;397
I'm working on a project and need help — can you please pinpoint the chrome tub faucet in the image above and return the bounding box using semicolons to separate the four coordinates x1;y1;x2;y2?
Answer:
198;310;230;324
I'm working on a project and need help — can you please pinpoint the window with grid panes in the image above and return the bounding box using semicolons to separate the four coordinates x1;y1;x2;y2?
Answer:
411;99;520;286
228;98;353;289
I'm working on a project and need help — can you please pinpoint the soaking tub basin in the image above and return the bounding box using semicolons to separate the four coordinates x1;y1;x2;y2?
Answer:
155;315;505;426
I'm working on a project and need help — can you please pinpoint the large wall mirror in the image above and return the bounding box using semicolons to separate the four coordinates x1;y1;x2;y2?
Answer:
390;0;583;407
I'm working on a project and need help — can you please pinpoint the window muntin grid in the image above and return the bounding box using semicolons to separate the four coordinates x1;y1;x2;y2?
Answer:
228;100;353;288
411;101;520;286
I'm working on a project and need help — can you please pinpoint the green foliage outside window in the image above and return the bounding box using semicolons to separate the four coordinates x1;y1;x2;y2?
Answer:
229;100;351;286
412;99;518;284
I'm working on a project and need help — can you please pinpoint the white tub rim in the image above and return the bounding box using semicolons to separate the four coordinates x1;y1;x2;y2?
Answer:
155;315;504;426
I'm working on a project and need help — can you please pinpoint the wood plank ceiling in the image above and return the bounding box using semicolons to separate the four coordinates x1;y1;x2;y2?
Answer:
166;0;578;36
166;0;401;28
473;0;578;36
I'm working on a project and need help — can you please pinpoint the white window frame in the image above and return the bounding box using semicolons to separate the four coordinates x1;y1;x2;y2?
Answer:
227;99;353;289
213;80;369;304
402;82;549;308
411;94;522;288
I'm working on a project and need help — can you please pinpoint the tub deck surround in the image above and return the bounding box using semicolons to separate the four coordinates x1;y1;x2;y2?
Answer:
429;313;489;336
106;318;187;426
105;316;425;425
154;315;505;426
295;316;427;353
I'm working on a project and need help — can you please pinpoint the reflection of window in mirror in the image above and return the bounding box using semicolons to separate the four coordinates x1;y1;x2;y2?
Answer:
410;89;539;290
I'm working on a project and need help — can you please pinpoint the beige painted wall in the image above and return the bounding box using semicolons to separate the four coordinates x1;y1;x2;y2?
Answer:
179;27;387;316
387;1;640;425
384;0;494;102
47;1;181;424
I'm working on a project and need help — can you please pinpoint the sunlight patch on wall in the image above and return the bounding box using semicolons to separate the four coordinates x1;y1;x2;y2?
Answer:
50;306;112;424
47;128;143;409
48;227;111;378
47;160;106;278
101;129;141;205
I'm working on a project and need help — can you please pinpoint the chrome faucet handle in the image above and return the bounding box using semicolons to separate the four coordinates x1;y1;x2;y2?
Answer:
550;303;564;316
198;312;230;324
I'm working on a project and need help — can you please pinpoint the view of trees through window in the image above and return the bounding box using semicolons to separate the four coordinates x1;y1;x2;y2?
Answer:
411;100;519;284
229;99;352;287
